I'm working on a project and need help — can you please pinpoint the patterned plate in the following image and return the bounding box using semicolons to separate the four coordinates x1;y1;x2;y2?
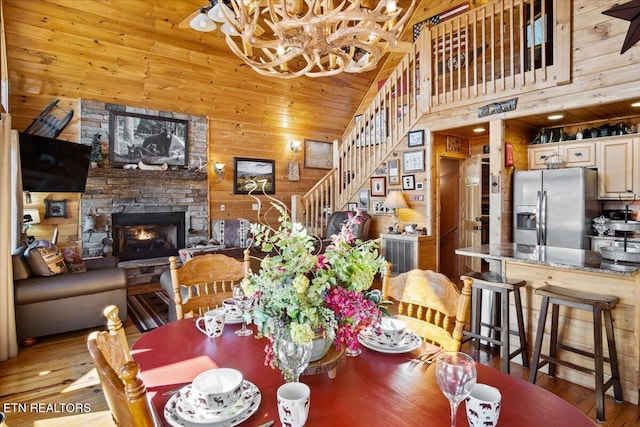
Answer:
165;380;261;427
358;331;423;354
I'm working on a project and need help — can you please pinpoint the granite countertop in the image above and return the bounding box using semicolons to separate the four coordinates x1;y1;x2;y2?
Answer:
455;243;640;276
589;235;640;242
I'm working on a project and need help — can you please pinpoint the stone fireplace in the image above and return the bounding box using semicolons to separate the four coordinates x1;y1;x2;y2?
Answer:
112;212;185;261
80;100;209;263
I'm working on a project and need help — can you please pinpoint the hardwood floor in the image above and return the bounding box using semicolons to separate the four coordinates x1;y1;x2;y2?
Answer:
1;320;638;426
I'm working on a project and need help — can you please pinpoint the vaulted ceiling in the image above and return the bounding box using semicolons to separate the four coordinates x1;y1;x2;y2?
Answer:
3;0;422;143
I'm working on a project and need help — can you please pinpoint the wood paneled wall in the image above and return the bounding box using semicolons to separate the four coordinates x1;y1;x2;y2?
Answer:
2;0;383;231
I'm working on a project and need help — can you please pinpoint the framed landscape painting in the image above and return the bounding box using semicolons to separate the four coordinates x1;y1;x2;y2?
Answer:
109;110;189;166
233;157;276;194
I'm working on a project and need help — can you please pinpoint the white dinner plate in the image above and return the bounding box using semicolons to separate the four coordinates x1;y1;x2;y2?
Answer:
164;380;261;427
358;331;423;354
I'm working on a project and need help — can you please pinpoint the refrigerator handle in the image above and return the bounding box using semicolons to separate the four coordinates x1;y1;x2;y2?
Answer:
536;191;542;245
541;190;547;245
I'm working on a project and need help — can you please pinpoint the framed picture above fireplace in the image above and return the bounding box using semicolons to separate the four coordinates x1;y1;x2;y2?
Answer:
109;110;189;167
234;157;276;194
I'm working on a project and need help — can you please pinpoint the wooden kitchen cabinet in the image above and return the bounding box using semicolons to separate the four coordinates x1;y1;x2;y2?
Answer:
527;141;596;170
597;137;639;199
380;233;430;275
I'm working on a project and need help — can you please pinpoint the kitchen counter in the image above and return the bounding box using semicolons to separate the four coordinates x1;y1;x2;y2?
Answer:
456;243;640;404
456;243;640;275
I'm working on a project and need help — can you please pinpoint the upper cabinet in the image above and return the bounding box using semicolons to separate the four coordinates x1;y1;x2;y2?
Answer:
528;140;596;170
597;137;639;200
527;136;639;200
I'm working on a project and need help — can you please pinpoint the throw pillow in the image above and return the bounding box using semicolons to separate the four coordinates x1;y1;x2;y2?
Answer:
24;240;68;276
12;246;32;280
63;248;87;273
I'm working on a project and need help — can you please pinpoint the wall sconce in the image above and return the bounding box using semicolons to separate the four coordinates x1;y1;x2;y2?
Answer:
214;162;225;183
290;140;302;153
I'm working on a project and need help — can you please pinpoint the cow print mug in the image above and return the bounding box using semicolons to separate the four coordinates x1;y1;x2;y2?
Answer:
465;383;501;427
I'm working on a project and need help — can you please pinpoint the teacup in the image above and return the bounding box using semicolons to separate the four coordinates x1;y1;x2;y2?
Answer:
191;368;243;410
371;317;407;346
195;308;225;338
222;298;243;319
465;383;501;427
277;382;310;427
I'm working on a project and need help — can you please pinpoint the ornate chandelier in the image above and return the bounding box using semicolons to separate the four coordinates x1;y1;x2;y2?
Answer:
185;0;415;78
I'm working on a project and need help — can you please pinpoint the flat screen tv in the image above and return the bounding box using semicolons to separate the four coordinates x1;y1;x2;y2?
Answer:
19;132;92;193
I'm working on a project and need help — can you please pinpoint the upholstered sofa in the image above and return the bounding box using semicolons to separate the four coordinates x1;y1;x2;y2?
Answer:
13;245;127;342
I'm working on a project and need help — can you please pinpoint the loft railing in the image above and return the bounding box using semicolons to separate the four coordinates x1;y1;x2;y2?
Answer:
293;0;570;233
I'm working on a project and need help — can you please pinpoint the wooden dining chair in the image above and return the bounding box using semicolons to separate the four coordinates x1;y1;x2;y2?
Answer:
87;305;159;427
382;262;473;351
169;249;251;320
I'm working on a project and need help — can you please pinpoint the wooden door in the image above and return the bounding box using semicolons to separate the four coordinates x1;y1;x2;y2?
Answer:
439;158;460;281
462;155;482;273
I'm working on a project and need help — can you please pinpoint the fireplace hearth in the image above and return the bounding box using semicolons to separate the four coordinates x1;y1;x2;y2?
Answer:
112;212;185;261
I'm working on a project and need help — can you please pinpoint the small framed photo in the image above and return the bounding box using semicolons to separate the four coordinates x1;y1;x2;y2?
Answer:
348;202;358;212
373;201;390;215
371;176;386;197
403;150;425;172
408;130;425;147
358;189;370;210
234;157;276;194
388;159;400;184
402;175;416;190
44;199;68;219
416;182;424;191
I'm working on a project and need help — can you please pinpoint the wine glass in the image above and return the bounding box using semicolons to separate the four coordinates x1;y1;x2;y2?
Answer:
232;284;253;336
277;331;313;382
435;351;477;427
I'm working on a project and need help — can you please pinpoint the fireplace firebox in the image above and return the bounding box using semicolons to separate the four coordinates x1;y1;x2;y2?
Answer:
112;212;185;261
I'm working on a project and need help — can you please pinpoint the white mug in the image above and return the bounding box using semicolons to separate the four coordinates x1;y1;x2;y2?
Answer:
277;382;310;427
465;383;501;427
195;308;225;338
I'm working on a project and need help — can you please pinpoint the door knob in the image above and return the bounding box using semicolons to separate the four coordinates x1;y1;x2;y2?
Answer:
473;225;483;230
475;217;482;221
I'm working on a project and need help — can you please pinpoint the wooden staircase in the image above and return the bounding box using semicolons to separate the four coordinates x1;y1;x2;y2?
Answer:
292;0;570;237
292;36;427;236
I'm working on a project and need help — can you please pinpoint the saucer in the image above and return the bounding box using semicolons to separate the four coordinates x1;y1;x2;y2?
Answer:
165;380;261;426
224;314;244;325
358;330;423;354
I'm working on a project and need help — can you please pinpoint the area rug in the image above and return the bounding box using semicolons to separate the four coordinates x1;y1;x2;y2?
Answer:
127;291;170;333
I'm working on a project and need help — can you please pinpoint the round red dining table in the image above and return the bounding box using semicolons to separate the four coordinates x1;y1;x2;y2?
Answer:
131;318;596;427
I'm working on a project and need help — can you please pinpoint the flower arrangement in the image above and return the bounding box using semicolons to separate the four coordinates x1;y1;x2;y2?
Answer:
241;199;387;369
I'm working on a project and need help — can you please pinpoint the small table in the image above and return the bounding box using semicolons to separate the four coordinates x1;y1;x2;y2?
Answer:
132;319;596;426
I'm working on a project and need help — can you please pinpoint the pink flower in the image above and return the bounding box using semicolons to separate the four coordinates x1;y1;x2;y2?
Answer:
325;287;380;351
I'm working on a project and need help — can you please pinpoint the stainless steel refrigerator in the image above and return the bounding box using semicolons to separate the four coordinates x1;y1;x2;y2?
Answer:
513;168;598;249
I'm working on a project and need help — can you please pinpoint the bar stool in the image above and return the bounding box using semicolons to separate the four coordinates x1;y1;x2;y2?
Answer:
528;285;622;422
461;271;529;374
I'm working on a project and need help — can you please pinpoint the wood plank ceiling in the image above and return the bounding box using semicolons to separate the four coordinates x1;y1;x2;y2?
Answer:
4;0;381;136
3;0;430;220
